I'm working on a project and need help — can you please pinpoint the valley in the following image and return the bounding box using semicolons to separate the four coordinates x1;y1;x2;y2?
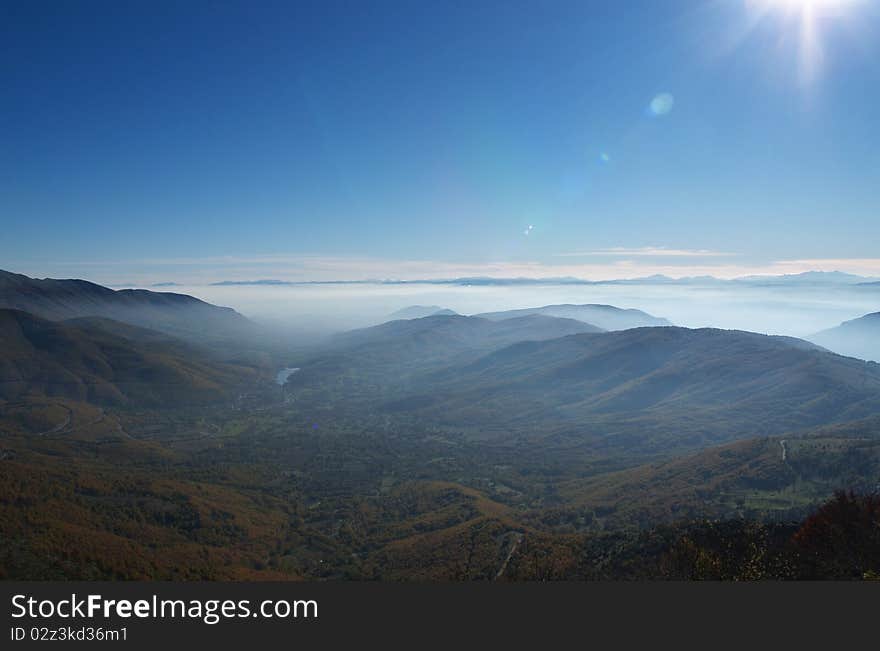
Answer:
1;270;879;580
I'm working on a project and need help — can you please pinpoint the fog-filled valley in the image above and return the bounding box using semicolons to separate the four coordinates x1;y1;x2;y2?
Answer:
2;268;880;581
144;278;880;353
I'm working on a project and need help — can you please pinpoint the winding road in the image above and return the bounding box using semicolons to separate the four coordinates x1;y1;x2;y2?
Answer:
36;405;72;436
494;532;523;580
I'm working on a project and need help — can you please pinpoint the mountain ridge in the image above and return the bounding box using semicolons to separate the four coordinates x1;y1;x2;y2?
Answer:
475;303;671;330
366;326;880;452
0;308;255;407
0;269;256;345
810;311;880;362
387;305;459;320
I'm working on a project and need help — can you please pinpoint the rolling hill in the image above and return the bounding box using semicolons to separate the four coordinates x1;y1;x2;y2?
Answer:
0;308;255;407
387;305;458;320
285;313;608;406
299;313;605;386
0;269;256;345
475;303;671;330
810;311;880;362
332;313;602;350
3;309;879;581
551;415;880;531
369;327;880;452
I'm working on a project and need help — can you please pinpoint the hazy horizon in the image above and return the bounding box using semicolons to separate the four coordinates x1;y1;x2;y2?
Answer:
6;262;878;339
108;277;876;341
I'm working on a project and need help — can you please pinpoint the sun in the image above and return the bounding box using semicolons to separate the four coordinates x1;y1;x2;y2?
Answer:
750;0;859;12
745;0;864;85
757;0;855;8
758;0;851;6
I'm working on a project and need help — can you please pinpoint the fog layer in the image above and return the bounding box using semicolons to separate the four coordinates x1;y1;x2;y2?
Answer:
167;281;880;341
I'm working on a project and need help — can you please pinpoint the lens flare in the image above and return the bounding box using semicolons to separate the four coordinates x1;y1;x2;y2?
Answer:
648;93;675;116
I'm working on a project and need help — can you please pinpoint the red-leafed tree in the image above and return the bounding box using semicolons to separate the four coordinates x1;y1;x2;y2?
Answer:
792;491;880;580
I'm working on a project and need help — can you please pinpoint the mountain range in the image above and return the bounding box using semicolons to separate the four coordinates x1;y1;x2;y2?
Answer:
289;317;880;461
414;271;880;286
475;303;671;330
387;305;459;320
396;327;880;445
733;271;872;285
0;269;256;345
2;269;879;581
810;312;880;363
299;313;605;386
0;308;256;407
157;270;880;287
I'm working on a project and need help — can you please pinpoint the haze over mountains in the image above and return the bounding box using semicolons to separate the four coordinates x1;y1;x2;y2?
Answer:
811;312;880;363
387;305;459;320
138;269;880;288
733;271;874;285
2;268;879;580
0;269;257;345
130;267;880;344
292;317;880;456
475;304;671;331
0;308;255;407
311;313;605;381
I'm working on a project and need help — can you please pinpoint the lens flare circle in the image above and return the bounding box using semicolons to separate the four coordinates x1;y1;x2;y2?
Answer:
648;93;675;116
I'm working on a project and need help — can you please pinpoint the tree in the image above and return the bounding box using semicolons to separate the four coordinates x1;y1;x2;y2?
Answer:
791;491;880;579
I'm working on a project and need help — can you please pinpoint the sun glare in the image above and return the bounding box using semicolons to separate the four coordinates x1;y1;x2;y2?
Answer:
746;0;863;85
758;0;855;8
763;0;855;9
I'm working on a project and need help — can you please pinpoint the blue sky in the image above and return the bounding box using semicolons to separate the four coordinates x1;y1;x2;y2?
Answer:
3;0;879;283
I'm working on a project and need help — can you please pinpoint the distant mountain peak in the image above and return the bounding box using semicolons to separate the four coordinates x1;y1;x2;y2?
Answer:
475;303;671;331
737;270;870;284
810;310;880;362
210;279;293;286
387;305;459;320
